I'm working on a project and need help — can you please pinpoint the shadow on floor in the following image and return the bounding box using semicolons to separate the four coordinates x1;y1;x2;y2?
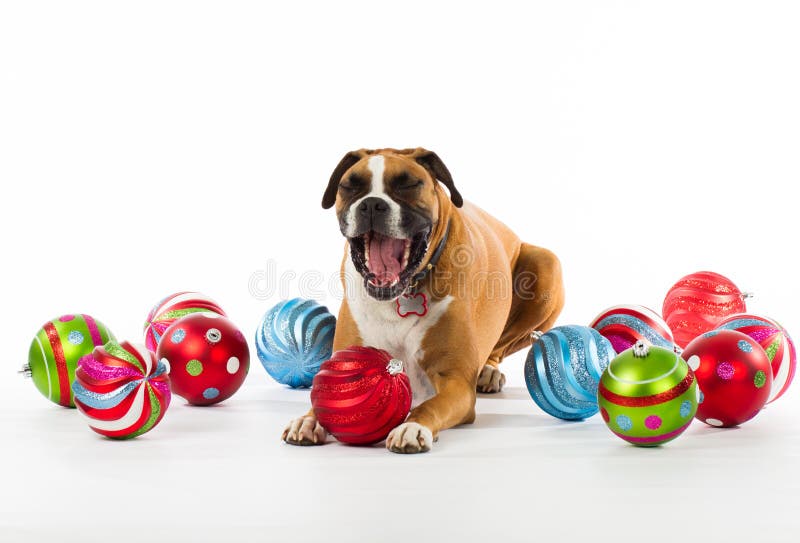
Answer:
465;412;580;430
476;386;530;401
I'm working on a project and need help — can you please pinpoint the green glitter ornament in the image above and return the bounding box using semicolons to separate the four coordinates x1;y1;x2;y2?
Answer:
597;342;697;447
21;314;115;407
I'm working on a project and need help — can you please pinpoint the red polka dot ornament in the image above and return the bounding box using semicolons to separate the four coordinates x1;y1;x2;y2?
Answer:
681;329;772;428
156;313;250;405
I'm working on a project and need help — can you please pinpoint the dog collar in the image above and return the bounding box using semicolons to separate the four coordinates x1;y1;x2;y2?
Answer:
407;220;450;294
396;220;450;318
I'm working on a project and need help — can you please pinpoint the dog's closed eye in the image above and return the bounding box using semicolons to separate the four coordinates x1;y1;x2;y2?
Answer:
340;174;367;192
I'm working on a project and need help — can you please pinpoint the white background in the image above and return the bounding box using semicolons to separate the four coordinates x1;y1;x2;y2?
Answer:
2;1;799;542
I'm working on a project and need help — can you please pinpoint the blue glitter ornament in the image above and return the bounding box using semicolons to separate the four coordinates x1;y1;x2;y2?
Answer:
255;298;336;388
524;325;615;420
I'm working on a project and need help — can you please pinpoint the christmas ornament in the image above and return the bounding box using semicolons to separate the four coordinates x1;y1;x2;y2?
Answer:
311;346;412;445
589;304;674;354
524;325;615;420
662;271;748;348
21;314;115;407
716;314;795;403
682;329;772;427
598;342;697;446
156;313;249;405
143;292;226;352
72;341;171;439
255;298;336;388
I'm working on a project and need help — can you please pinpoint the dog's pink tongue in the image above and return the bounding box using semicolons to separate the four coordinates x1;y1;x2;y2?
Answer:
368;234;405;286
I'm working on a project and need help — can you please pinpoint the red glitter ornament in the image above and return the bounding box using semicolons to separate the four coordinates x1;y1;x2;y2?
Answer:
662;271;748;348
311;346;412;445
682;329;772;428
156;313;250;405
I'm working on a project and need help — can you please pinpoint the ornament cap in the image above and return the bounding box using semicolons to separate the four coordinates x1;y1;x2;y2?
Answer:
741;291;754;300
386;358;404;375
530;330;544;342
632;341;650;358
205;328;222;344
18;363;32;378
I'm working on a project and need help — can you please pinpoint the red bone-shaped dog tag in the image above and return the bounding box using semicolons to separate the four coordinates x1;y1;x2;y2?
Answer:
396;293;428;318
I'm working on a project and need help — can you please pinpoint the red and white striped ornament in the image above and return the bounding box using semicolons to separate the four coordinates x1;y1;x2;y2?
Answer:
589;304;674;354
143;292;226;352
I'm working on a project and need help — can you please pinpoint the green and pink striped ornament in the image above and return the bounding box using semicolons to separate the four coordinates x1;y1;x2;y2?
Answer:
22;314;116;407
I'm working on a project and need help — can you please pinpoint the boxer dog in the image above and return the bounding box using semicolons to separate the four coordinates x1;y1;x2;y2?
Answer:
282;148;564;453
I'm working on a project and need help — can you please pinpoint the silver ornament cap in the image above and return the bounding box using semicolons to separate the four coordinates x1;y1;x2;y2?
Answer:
386;358;404;375
632;340;650;358
205;328;222;343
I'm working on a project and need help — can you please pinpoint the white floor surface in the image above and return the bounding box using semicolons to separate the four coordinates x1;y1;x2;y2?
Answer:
3;352;798;543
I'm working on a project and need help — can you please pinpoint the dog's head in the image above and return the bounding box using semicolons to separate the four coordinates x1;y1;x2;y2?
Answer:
322;148;463;301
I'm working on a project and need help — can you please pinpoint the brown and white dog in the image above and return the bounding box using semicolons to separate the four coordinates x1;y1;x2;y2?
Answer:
282;148;564;453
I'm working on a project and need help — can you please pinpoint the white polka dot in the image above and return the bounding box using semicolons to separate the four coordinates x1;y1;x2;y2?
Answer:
706;418;724;427
227;356;240;374
687;355;701;371
160;357;171;374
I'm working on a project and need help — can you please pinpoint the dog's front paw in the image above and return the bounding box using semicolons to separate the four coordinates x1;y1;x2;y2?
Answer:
386;422;434;454
282;415;327;446
477;363;506;393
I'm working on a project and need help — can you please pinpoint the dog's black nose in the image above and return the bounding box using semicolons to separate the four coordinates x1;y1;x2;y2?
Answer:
357;197;390;216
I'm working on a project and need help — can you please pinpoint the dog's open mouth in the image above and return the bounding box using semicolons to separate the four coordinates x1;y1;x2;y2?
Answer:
349;230;430;300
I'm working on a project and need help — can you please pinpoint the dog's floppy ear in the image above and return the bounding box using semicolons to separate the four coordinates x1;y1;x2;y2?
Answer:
409;148;463;208
322;150;366;209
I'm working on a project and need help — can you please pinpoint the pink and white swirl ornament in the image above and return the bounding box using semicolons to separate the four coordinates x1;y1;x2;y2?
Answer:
72;341;171;439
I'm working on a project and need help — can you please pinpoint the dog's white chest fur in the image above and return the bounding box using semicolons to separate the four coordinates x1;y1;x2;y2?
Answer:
344;258;450;407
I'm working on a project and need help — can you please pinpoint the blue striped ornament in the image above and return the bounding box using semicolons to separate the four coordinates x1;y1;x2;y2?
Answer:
255;298;336;388
524;325;615;420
